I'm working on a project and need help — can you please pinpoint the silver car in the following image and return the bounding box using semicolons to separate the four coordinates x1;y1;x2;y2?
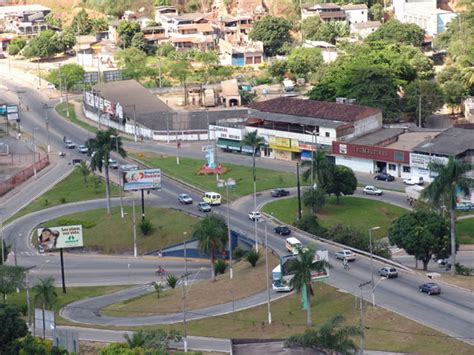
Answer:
378;267;398;278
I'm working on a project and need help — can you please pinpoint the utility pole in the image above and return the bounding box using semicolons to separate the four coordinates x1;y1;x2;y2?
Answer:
182;239;189;353
296;162;302;220
265;221;272;324
96;89;101;130
369;226;380;306
32;127;38;178
0;209;4;264
418;95;422;128
132;200;137;257
358;281;370;355
58;63;63;104
43;104;51;154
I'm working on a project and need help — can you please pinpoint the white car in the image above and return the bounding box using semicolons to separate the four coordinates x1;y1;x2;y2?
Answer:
248;211;262;221
403;177;424;185
362;185;383;196
108;159;119;169
78;145;88;154
334;249;356;261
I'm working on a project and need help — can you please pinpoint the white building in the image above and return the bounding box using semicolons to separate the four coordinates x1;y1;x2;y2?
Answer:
302;40;338;63
351;21;382;38
342;4;368;25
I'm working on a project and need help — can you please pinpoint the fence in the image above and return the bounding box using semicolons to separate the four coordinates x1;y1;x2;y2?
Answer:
0;155;49;196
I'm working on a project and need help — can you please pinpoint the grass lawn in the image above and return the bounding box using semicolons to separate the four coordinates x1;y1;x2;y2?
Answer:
103;253;279;316
56;102;98;135
131;152;296;200
41;206;198;254
457;218;474;244
7;169;120;224
263;196;406;237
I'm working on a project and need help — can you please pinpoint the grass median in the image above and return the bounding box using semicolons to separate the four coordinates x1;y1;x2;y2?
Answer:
56;102;97;134
457;218;474;244
131;152;296;200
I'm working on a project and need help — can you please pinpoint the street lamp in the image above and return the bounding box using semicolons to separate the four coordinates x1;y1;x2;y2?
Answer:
369;226;380;306
111;135;124;218
125;104;137;142
305;129;319;188
424;135;432;180
0;208;5;265
32;127;39;178
43;104;51;154
217;178;235;279
261;218;272;324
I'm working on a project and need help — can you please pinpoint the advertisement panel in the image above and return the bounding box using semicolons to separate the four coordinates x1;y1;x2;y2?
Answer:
123;169;162;191
332;141;409;164
37;225;83;251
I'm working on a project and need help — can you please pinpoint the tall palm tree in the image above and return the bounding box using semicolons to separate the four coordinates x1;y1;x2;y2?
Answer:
75;160;91;185
192;213;228;281
288;244;329;327
32;277;57;338
301;150;332;188
86;128;127;215
241;131;265;249
423;157;472;275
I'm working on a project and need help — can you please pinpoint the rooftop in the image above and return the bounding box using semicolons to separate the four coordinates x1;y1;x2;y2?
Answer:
0;4;50;15
319;11;346;19
349;128;405;145
411;127;474;156
352;21;382;29
342;4;368;10
386;132;440;150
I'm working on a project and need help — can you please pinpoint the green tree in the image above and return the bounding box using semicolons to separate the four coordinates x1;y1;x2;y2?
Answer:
166;59;191;104
295;215;326;236
86;129;127;215
0;265;26;302
76;160;91;184
315;20;350;44
241;131;265;223
443;80;467;114
301;16;321;40
71;8;92;35
45;13;62;28
0;304;28;354
366;20;425;47
91;18;109;34
0;241;11;265
249;16;292;56
422;157;473;275
152;282;164;299
301;150;332;188
121;329;181;353
154;0;171;6
286;315;360;354
23;29;59;59
389;210;449;270
192;213;228;281
303;187;326;213
370;4;384;21
15;335;68;355
404;80;444;127
245;247;261;267
131;31;147;52
287;244;329;327
8;38;27;56
325;165;357;202
48;63;85;91
54;28;77;53
115;47;150;81
268;59;288;80
287;47;323;80
117;20;142;49
33;277;57;338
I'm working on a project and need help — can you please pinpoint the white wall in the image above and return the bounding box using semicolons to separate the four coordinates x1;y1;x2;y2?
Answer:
336;155;374;173
345;9;368;24
353;113;383;137
249;126;337;147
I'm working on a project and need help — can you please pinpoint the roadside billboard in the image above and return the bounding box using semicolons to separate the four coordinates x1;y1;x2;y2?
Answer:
37;225;84;251
122;168;161;191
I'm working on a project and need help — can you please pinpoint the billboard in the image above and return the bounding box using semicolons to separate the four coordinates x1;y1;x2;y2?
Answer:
37;225;84;251
122;169;162;191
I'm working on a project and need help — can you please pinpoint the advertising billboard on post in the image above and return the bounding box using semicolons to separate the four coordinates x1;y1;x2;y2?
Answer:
122;169;162;191
37;225;84;251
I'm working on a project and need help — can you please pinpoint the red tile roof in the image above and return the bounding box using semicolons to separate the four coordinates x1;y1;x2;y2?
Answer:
248;97;381;122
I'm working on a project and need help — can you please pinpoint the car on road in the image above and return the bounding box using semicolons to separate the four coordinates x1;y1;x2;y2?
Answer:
78;145;88;154
455;202;472;211
197;202;211;212
362;185;383;196
374;173;395;181
377;267;398;278
334;249;356;261
178;193;193;204
273;225;291;235
271;188;290;197
119;164;138;171
248;211;262;221
403;177;424;185
64;141;76;149
419;282;441;295
108;159;119;169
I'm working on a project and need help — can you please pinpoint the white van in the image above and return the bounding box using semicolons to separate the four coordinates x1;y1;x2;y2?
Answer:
285;237;302;255
202;192;222;206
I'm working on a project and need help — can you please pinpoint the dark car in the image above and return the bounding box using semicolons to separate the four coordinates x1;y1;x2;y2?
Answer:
377;267;398;278
271;188;290;197
419;282;441;295
374;173;395;181
273;225;291;236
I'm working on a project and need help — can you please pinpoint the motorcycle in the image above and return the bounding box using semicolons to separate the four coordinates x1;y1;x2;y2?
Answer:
155;266;166;275
59;151;66;158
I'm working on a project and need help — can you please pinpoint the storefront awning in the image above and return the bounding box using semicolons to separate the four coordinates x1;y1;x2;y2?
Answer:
301;150;312;160
217;138;241;151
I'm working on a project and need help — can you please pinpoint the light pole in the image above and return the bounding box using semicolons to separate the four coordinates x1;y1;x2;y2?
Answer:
424;135;432;180
125;104;137;142
96;89;101;130
24;265;37;332
0;208;4;265
358;280;370;355
305;129;319;188
369;226;380;306
111;135;124;218
58;63;63;104
218;178;235;279
32;127;39;178
264;219;272;324
43;104;51;154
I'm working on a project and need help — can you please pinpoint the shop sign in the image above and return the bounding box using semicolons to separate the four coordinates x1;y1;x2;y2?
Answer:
332;141;409;164
210;125;243;141
410;153;448;169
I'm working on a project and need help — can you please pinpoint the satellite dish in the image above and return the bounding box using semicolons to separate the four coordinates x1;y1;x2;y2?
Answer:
138;7;145;12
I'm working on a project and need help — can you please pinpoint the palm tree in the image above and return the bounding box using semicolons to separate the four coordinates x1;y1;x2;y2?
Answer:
32;277;57;338
192;213;228;281
301;150;331;188
423;157;472;275
86;128;127;215
288;244;330;327
75;160;91;185
241;131;265;249
124;330;147;348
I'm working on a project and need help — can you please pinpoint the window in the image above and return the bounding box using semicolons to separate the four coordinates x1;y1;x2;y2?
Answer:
388;164;396;171
325;132;330;138
403;166;411;173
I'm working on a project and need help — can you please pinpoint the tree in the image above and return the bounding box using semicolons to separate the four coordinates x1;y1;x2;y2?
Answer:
286;315;360;354
303;187;326;213
33;277;57;338
249;16;292;56
86;129;127;215
23;29;59;59
152;282;164;299
241;131;265;227
443;80;467;114
54;28;77;53
192;213;228;281
0;265;25;302
154;0;171;6
115;47;150;80
366;20;425;47
287;47;324;80
117;20;142;49
131;32;147;52
8;38;27;56
71;8;92;35
268;59;288;81
370;4;384;21
404;80;444;127
389;210;449;270
91;18;109;34
325;165;357;202
422;157;473;275
48;64;85;91
15;335;68;355
45;13;62;28
295;215;326;236
0;241;10;265
315;20;350;45
166;59;191;104
76;160;91;184
301;16;321;40
0;304;28;354
123;329;181;353
301;150;332;187
287;244;329;327
245;247;261;267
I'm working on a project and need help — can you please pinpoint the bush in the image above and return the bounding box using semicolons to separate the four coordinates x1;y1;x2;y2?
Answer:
55;219;96;229
59;197;67;204
233;246;246;259
214;259;227;274
139;219;154;236
455;263;471;276
246;247;261;267
166;274;178;288
294;215;327;236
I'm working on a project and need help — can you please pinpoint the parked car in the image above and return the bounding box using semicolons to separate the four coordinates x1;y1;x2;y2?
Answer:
64;141;76;149
273;225;291;236
377;267;398;278
197;202;211;212
178;193;193;204
248;211;262;221
455;202;472;211
403;177;424;185
419;282;441;295
374;173;395;181
363;185;383;196
334;249;356;261
78;145;88;154
271;188;290;197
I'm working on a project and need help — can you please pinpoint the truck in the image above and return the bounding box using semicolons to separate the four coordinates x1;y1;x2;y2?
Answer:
406;185;425;205
272;264;294;292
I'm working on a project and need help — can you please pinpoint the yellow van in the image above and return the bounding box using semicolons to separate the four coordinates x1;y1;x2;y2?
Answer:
203;192;222;206
285;237;302;255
